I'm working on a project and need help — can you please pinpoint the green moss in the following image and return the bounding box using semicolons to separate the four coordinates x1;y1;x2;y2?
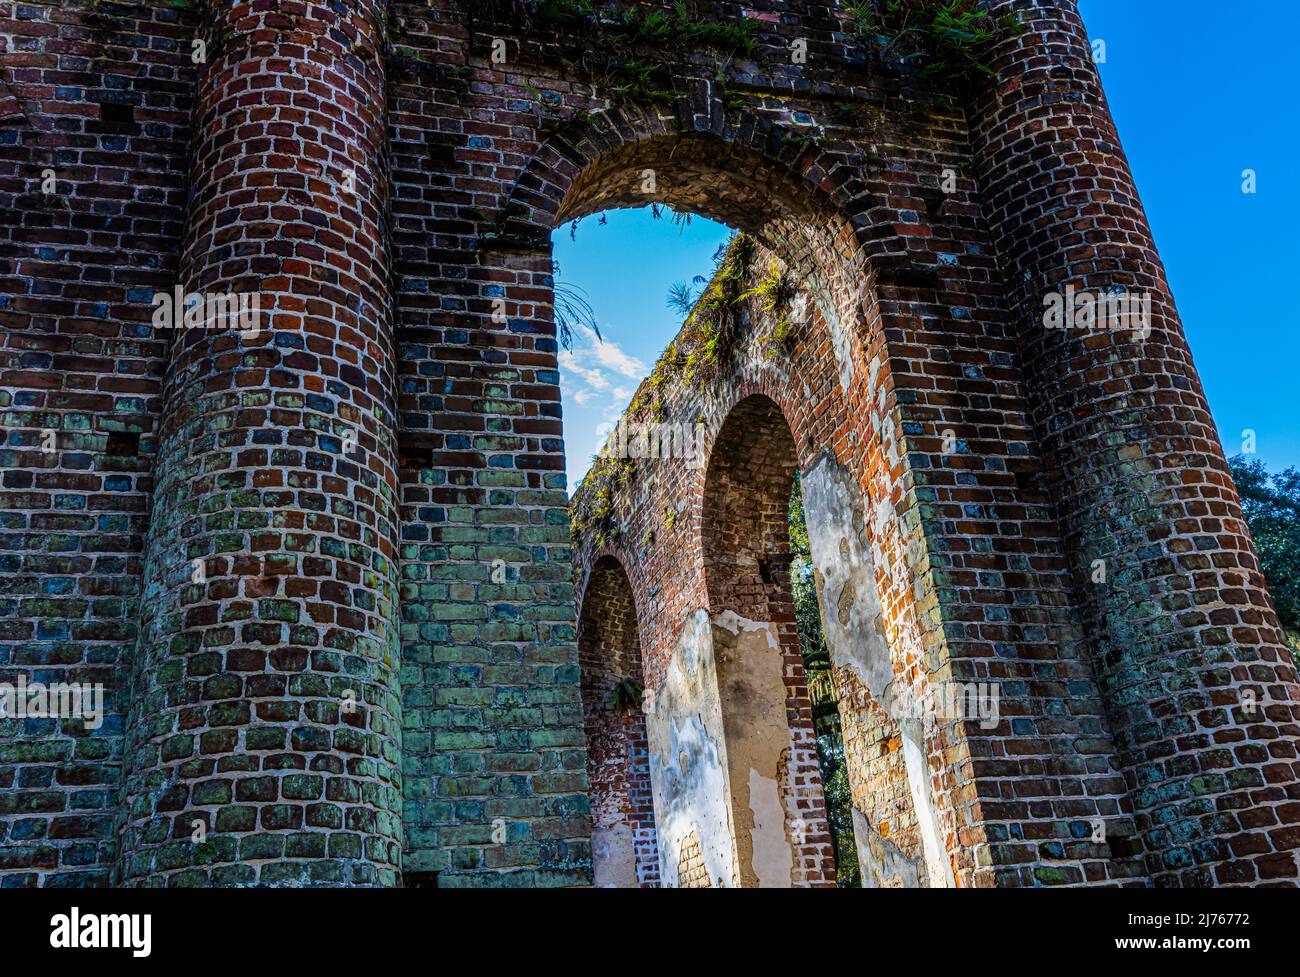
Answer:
622;232;804;422
738;257;797;358
486;1;757;109
532;0;758;57
843;0;1023;82
570;456;636;548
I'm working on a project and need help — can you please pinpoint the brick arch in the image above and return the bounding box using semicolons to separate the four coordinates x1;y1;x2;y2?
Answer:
693;393;836;887
696;380;941;888
567;275;954;887
507;101;871;236
504;105;887;390
576;554;659;887
567;225;1140;886
6;0;1296;892
700;394;798;621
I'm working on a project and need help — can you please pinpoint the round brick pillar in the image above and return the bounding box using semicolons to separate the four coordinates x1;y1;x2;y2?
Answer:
971;0;1300;885
118;0;402;886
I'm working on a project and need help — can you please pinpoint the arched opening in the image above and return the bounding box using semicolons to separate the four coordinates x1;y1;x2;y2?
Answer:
549;123;918;887
699;394;845;887
549;132;868;361
577;555;659;887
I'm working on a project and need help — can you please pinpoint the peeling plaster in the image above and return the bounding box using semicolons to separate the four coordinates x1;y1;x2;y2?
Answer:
812;281;856;395
901;720;952;888
800;450;952;888
852;807;925;888
713;610;796;888
646;609;737;888
591;823;638;888
748;767;793;888
801;452;896;713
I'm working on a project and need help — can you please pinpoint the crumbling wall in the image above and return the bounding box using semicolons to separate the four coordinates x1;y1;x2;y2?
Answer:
800;451;936;887
645;609;736;888
569;223;1143;887
696;392;837;886
712;610;796;887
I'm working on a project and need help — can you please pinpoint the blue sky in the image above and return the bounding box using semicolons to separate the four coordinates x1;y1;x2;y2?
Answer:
556;1;1299;490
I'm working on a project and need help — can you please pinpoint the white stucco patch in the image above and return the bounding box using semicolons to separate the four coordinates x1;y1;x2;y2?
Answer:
748;766;793;887
902;724;952;888
647;609;738;888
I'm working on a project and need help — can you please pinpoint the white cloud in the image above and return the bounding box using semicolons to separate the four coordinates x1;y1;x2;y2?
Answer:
564;325;646;381
559;349;610;390
591;339;646;379
573;389;595;406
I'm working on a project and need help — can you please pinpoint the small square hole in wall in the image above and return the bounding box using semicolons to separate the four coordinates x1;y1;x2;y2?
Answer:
1107;834;1143;860
99;103;136;131
404;872;439;889
398;436;435;472
105;430;141;457
758;554;789;586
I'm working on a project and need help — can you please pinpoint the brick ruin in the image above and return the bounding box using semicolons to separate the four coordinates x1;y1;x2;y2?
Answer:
0;0;1296;888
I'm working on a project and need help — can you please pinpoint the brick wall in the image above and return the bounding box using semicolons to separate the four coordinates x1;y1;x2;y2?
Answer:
389;0;589;888
0;0;196;887
0;0;1293;888
970;0;1300;886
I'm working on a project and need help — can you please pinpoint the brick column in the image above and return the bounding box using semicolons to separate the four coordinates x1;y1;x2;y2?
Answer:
119;0;402;886
971;0;1300;885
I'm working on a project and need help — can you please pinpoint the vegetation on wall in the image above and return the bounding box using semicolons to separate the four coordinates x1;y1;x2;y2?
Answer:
1229;456;1300;657
739;258;797;359
622;233;754;421
570;456;637;548
495;0;758;56
669;233;753;379
609;677;645;712
842;0;1024;82
485;0;1015;88
481;0;757;107
790;476;861;887
625;233;801;423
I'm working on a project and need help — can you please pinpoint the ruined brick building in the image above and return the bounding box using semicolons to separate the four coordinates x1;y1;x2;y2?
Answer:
0;0;1296;888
